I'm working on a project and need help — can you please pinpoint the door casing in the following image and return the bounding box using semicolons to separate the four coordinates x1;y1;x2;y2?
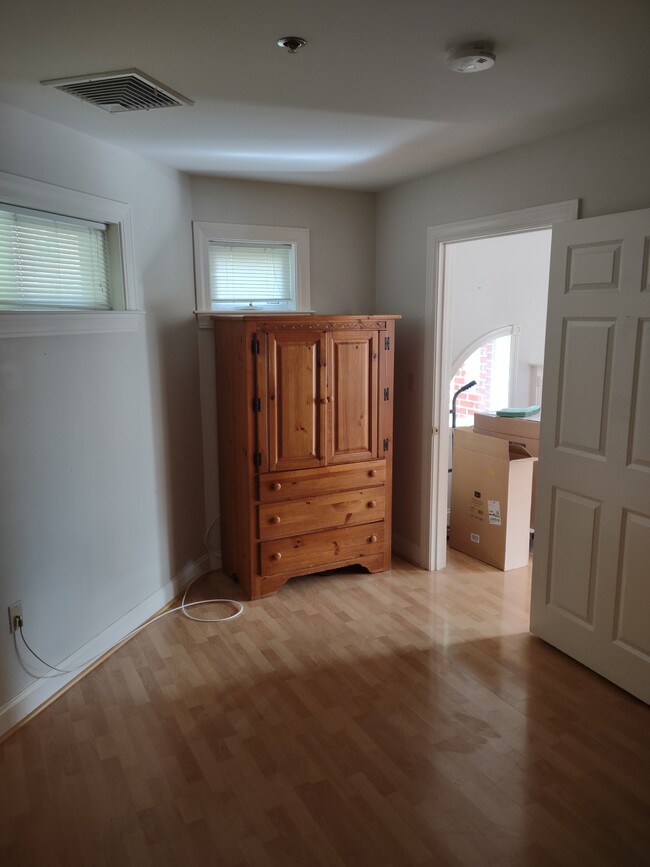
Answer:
421;200;579;571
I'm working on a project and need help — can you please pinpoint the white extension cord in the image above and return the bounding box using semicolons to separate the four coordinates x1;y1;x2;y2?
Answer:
15;514;243;677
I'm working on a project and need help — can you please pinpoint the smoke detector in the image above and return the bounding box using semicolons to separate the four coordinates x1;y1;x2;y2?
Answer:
41;69;193;112
446;44;496;73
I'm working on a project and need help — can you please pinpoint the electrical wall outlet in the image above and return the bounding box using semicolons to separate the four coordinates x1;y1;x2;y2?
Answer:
8;601;23;634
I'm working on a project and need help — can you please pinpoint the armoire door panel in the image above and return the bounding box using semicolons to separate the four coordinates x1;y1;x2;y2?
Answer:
254;332;269;473
328;330;378;464
267;331;327;471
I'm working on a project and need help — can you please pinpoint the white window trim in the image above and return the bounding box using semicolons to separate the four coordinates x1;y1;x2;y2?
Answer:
0;171;140;337
193;221;310;328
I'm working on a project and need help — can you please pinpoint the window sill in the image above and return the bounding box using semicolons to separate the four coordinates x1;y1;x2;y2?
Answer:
0;311;144;338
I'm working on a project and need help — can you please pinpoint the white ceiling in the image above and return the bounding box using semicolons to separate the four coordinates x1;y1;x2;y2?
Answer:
1;0;649;191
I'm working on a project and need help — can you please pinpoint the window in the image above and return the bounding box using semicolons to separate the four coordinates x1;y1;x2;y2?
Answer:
0;205;112;311
0;170;138;337
208;241;293;310
193;222;310;314
450;328;518;427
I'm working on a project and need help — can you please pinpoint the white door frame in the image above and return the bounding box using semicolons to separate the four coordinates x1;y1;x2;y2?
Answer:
421;200;579;571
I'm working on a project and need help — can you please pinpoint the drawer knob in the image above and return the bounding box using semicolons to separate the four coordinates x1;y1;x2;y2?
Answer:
271;482;282;491
367;500;377;508
368;534;378;543
272;552;282;561
270;515;281;524
368;469;377;477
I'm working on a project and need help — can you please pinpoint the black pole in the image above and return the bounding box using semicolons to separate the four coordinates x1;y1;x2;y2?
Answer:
451;380;477;429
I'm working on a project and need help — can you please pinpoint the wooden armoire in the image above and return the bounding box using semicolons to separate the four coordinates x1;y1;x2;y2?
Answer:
212;314;399;599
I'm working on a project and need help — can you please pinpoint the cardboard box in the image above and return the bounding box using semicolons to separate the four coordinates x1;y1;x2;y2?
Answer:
449;429;536;571
472;412;541;528
472;412;540;454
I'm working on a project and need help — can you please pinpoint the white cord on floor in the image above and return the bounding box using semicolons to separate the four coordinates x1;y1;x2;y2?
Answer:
16;513;244;677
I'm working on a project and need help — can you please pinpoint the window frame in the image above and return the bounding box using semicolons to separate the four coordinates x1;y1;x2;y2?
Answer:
0;171;139;338
193;222;310;325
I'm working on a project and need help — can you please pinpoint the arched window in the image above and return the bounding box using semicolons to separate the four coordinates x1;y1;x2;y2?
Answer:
450;326;519;426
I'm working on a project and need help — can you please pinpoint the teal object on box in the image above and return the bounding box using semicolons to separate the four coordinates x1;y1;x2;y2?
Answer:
495;406;541;418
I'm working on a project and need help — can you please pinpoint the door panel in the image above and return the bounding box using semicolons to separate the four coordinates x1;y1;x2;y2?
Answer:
628;319;650;469
615;510;650;656
267;331;327;471
556;319;614;455
547;489;600;624
531;207;650;704
328;330;378;464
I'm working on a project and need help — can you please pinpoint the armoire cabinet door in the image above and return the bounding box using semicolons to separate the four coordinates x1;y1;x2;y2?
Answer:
327;329;379;464
265;330;328;471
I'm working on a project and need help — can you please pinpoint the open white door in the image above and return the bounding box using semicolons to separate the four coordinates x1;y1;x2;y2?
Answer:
531;207;650;703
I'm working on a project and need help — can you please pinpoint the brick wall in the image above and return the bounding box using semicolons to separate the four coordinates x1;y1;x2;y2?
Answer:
451;342;494;425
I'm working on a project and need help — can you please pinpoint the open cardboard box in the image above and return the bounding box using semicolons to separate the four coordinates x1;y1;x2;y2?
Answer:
473;412;541;528
449;429;536;571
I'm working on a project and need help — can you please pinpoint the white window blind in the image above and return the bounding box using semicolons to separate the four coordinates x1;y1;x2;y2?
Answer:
208;241;294;308
0;205;111;311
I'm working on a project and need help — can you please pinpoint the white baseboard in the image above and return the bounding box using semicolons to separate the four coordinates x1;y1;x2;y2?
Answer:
0;553;217;740
392;533;422;567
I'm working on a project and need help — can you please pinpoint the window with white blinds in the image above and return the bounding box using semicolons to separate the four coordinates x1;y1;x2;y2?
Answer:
0;205;111;311
208;241;294;308
193;222;310;315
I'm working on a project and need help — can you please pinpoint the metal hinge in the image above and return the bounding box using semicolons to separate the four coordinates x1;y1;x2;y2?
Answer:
253;451;262;467
252;397;262;412
384;336;391;350
383;387;390;401
383;437;390;452
251;338;260;355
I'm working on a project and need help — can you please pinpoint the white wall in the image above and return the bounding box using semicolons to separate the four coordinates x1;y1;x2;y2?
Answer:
0;103;204;734
449;230;551;407
189;176;377;559
376;104;650;560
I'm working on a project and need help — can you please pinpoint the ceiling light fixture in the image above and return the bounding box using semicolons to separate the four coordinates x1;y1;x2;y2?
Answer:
446;43;496;73
277;36;307;54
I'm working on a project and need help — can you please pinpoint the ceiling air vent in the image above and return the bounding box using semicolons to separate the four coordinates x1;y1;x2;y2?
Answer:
41;69;193;113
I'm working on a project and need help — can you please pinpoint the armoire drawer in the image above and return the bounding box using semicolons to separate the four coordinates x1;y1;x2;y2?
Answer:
258;460;386;503
260;522;385;577
258;488;385;541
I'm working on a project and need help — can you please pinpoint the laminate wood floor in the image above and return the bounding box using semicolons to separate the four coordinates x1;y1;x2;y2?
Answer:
1;552;649;866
